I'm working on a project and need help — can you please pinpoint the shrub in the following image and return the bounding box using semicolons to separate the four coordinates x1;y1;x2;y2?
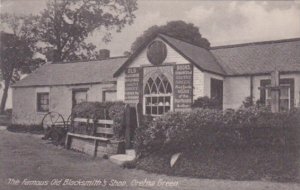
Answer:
134;115;154;157
134;107;300;182
134;107;300;156
223;106;270;128
72;102;114;119
108;102;126;139
135;109;225;156
192;96;222;109
241;96;253;108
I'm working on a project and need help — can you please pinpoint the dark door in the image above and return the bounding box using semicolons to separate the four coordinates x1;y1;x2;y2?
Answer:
211;78;223;109
124;105;137;149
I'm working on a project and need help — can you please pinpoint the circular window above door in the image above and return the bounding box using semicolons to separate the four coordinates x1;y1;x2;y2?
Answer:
147;40;167;65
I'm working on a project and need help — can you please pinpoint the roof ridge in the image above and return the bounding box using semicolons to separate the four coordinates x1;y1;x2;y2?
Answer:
50;56;128;65
211;37;300;50
158;33;209;50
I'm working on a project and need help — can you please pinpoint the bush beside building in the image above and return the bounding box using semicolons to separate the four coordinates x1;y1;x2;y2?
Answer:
134;107;300;182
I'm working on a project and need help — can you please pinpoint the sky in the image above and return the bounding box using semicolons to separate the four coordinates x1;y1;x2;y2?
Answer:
1;0;300;56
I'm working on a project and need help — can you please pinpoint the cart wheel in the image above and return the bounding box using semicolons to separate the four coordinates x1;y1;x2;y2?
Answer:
66;114;73;131
41;111;65;130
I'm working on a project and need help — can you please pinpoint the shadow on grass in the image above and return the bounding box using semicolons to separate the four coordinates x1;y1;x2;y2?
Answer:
135;147;300;183
7;124;44;135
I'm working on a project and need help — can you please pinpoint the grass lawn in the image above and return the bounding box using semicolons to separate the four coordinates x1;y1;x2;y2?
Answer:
0;114;10;126
1;129;300;190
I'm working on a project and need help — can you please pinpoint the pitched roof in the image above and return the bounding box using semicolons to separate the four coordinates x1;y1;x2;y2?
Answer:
114;33;226;77
211;38;300;76
159;34;226;75
13;57;127;87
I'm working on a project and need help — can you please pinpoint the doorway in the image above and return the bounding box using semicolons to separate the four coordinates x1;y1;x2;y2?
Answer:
211;78;223;109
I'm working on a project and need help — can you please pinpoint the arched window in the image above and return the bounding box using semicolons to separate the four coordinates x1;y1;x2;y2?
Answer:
144;74;172;116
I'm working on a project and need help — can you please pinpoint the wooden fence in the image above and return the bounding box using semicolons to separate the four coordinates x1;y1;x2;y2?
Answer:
65;117;124;157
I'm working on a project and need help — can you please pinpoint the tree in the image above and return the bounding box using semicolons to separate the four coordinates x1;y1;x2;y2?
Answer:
38;0;137;62
130;20;210;53
0;32;44;113
0;13;45;113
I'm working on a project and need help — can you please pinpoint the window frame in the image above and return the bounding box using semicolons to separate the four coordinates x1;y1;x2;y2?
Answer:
279;85;291;111
261;78;294;111
72;88;88;108
265;84;292;111
36;92;49;113
143;75;173;116
102;90;117;102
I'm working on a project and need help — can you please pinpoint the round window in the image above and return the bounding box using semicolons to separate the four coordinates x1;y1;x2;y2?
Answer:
147;40;167;65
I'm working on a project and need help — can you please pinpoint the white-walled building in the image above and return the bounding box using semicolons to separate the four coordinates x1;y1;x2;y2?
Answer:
12;34;300;125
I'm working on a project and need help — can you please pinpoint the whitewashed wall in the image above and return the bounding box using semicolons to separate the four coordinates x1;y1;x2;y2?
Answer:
116;72;125;101
252;74;300;107
12;83;116;125
116;37;210;103
224;73;300;110
193;67;204;100
128;37;190;68
223;76;251;110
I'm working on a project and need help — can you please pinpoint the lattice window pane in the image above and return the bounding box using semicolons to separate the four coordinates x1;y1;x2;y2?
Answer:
144;74;172;116
146;106;151;114
166;83;172;93
158;82;165;94
37;93;49;112
158;106;164;115
148;78;154;86
144;84;150;94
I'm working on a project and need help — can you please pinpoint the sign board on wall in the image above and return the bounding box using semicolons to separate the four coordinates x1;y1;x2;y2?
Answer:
125;67;142;104
174;64;193;111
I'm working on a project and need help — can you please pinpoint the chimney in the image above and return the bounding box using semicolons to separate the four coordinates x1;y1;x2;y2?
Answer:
98;49;110;60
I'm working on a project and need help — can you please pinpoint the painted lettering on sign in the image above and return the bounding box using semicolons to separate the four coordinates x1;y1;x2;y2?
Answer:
174;64;193;112
125;67;142;104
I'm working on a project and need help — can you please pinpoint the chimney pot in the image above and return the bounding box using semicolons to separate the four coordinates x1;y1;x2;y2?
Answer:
98;49;110;60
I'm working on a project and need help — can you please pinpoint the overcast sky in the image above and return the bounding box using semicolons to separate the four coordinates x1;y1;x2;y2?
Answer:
1;0;300;56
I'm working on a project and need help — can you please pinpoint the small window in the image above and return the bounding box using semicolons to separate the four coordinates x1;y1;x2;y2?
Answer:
265;86;290;111
261;78;294;112
279;86;290;111
37;92;49;112
103;91;117;102
72;89;88;107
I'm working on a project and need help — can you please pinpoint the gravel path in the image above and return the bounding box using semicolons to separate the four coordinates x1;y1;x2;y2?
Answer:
0;129;299;190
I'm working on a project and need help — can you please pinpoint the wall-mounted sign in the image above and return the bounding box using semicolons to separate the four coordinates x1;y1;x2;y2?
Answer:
174;64;193;111
147;40;167;65
125;67;142;104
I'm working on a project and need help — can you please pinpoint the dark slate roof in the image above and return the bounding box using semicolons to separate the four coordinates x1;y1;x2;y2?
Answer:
211;38;300;75
13;57;127;87
159;34;226;75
